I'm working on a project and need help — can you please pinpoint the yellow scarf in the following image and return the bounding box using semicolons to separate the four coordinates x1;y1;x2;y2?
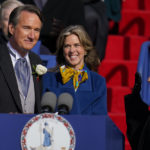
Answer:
60;65;88;91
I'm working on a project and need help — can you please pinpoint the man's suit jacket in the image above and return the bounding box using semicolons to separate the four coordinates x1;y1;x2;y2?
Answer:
0;44;42;113
43;66;107;115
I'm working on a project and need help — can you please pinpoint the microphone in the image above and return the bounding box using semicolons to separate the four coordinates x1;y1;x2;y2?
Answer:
41;92;57;113
57;92;73;115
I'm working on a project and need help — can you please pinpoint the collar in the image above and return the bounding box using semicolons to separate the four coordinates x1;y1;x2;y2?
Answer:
58;65;92;91
7;42;29;62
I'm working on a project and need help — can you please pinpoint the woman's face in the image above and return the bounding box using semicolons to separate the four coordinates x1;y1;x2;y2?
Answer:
63;34;86;70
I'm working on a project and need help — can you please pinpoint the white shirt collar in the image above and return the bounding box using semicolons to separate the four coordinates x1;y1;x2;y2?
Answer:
7;41;30;62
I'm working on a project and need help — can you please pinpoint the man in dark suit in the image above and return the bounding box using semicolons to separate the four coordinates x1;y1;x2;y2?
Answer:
0;5;44;113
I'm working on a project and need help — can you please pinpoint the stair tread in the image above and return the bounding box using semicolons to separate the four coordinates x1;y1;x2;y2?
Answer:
119;9;150;36
122;10;150;13
122;0;150;11
105;35;149;60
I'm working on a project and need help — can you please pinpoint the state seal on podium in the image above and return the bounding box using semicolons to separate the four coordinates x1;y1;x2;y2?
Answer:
21;113;76;150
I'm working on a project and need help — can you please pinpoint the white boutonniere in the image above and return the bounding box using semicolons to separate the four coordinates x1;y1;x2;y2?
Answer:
33;64;47;81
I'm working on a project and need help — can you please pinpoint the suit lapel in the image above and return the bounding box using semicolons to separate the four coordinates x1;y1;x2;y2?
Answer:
0;45;22;112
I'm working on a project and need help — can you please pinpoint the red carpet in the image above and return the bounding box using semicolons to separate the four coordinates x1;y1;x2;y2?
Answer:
107;86;132;113
119;10;150;36
98;0;150;149
99;60;137;88
105;35;149;60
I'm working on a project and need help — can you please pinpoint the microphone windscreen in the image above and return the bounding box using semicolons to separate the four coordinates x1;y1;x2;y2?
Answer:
57;93;73;111
41;92;57;112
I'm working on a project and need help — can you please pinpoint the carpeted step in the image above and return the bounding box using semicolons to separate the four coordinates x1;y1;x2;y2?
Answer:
105;35;149;61
98;60;137;88
119;10;150;37
107;86;132;113
105;35;124;60
122;0;150;11
122;0;139;10
127;35;149;60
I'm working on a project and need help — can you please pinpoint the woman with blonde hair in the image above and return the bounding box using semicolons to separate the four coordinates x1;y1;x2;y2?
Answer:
43;25;107;115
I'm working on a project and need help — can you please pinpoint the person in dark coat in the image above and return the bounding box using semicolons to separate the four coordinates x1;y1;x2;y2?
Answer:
0;5;44;113
125;72;150;150
83;0;109;61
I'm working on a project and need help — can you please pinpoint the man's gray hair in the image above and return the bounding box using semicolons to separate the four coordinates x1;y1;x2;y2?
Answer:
0;0;24;22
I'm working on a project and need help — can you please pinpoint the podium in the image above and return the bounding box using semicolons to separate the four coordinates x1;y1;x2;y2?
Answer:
0;114;124;150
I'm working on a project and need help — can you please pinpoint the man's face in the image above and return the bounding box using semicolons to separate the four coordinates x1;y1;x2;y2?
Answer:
9;11;42;56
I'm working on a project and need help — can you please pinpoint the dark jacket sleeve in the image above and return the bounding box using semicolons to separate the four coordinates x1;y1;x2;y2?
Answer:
125;93;149;150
